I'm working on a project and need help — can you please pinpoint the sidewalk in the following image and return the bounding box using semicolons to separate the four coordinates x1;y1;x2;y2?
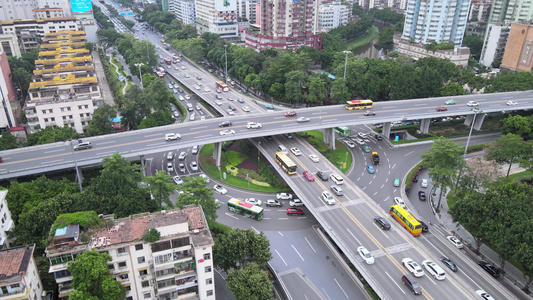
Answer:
427;164;532;299
92;46;115;105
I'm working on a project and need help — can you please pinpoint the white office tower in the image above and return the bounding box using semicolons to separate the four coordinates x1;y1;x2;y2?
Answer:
319;2;351;31
0;0;38;20
195;0;238;38
236;0;258;24
402;0;471;47
172;0;196;25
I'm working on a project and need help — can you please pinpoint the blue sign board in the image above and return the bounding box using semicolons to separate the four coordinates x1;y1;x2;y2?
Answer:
71;0;93;13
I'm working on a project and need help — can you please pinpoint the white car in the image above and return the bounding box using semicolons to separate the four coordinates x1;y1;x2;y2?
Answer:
178;163;186;173
358;132;367;138
353;138;365;145
394;197;406;208
467;100;479;107
290;147;302;156
297;117;310;123
330;174;344;185
357;246;375;264
289;199;304;207
309;154;319;162
446;236;463;249
245;198;262;206
213;184;227;195
220;129;235;136
246;122;262;129
192;145;199;154
422;260;446;280
506;101;518;106
178;95;185;101
402;258;425;277
172;175;183;185
476;290;495;300
421;179;428;188
321;191;335;205
242;106;250;112
189;161;199;171
198;173;210;183
189;113;195;121
165;133;181;141
216;100;223;106
204;87;210;92
181;66;186;70
194;85;200;90
227;109;235;115
167;162;174;172
184;95;190;100
277;193;293;200
345;140;355;148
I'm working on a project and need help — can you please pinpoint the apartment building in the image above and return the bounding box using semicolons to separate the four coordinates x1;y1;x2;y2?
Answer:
236;0;259;23
195;0;239;38
0;0;38;21
402;0;471;47
171;0;196;25
0;51;19;130
25;30;102;134
0;190;14;248
45;206;215;300
34;7;65;19
501;23;533;71
318;2;350;32
245;0;322;50
0;244;44;299
393;35;471;66
480;24;509;66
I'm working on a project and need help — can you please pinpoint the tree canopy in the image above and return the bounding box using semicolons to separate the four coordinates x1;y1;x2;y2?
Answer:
226;263;273;300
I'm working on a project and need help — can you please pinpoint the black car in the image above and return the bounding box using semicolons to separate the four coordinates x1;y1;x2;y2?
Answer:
316;171;329;181
284;133;293;139
439;257;458;272
374;216;391;230
478;261;500;278
375;134;383;141
219;121;232;127
418;191;427;201
418;220;428;232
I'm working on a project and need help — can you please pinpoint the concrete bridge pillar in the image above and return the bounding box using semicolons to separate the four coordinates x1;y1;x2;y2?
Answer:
420;118;431;134
213;142;222;167
464;112;486;130
323;128;336;150
382;122;392;140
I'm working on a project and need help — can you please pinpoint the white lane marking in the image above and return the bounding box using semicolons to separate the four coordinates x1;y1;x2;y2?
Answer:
334;278;349;299
292;245;305;261
373;191;378;195
224;213;238;219
386;271;405;294
144;133;162;137
43;159;64;164
44;149;64;154
384;196;390;202
391;163;396;170
278;231;284;237
251;226;259;234
347;228;361;245
305;237;317;253
275;249;288;266
405;151;414;156
381;184;385;189
193;135;212;139
190;125;208;130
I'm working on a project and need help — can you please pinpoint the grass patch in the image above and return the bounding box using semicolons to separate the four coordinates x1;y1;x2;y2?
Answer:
298;131;353;173
345;26;379;50
506;169;533;182
225;150;246;166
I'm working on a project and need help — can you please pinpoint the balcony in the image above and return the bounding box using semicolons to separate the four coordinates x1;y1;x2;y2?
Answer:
45;121;57;126
80;116;92;122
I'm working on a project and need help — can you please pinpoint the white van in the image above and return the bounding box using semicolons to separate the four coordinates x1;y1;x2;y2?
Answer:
187;103;193;111
278;145;288;154
330;174;344;185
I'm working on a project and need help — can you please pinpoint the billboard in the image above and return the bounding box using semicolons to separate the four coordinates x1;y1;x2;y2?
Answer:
215;0;236;12
71;0;93;13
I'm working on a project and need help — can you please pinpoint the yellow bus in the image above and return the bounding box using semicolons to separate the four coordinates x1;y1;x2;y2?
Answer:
345;99;373;110
389;205;422;236
275;152;297;175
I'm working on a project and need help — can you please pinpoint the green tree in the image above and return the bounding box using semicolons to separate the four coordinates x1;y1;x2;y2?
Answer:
68;250;125;300
485;133;531;178
86;103;116;136
0;131;18;150
462;35;484;60
440;82;466;96
226;263;273;300
268;82;284;100
420;138;465;212
143;170;175;208
10;68;32;99
284;70;306;103
307;76;328;104
515;241;533;292
175;176;217;221
501;115;531;139
25;126;81;146
213;228;272;272
330;77;351;104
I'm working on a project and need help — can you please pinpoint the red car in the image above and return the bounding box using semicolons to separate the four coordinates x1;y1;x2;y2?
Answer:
287;207;304;215
436;106;448;111
303;170;315;181
285;110;297;117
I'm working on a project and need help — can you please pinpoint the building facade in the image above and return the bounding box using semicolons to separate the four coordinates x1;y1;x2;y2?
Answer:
34;7;65;19
0;51;19;130
0;0;38;21
318;2;350;32
195;0;239;38
480;23;509;66
394;35;471;66
245;0;322;50
468;0;491;21
402;0;471;47
487;0;533;25
0;244;43;299
236;0;259;23
171;0;195;25
45;206;215;300
37;0;72;16
501;23;533;71
0;190;14;248
25;30;102;134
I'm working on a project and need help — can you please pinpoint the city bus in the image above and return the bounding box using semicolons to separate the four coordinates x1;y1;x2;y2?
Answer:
275;152;297;175
164;58;172;65
156;72;164;78
216;81;229;92
389;205;422;236
227;198;264;220
345;99;373;110
172;55;181;63
334;127;351;137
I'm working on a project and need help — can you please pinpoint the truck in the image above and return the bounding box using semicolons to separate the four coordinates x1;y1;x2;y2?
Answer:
371;152;380;165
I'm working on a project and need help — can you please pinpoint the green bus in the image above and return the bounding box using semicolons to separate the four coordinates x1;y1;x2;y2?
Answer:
227;198;264;220
334;127;351;137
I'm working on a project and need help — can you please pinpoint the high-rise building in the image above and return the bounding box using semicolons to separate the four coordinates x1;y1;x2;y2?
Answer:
245;0;322;50
318;2;351;32
0;244;44;299
0;190;14;248
0;52;19;129
25;30;102;134
236;0;258;24
0;0;38;21
480;23;509;66
195;0;239;38
45;206;215;300
487;0;533;24
501;23;533;71
171;0;196;25
402;0;471;47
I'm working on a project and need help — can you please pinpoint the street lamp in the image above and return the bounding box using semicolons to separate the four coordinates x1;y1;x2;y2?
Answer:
134;63;144;89
343;50;351;79
224;44;228;83
258;141;261;164
68;140;84;193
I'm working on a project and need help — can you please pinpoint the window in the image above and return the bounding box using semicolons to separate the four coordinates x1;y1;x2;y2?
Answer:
137;256;145;264
141;280;149;288
203;253;211;260
61;108;65;112
139;269;148;276
44;118;48;122
85;105;89;109
143;292;151;299
135;244;143;250
117;247;128;255
42;110;46;114
206;278;213;284
207;290;213;296
108;264;114;270
205;266;212;273
49;109;53;113
78;105;82;109
118;261;127;268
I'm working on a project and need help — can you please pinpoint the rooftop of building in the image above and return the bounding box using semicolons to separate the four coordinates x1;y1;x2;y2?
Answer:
0;17;77;26
0;245;35;284
46;206;212;255
34;8;64;11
